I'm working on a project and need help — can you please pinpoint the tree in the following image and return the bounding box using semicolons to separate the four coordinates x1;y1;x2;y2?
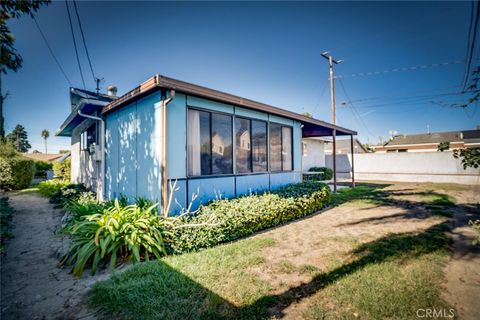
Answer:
0;0;50;138
41;129;49;153
6;124;30;152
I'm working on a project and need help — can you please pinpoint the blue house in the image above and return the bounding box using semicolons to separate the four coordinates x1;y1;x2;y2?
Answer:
56;75;356;214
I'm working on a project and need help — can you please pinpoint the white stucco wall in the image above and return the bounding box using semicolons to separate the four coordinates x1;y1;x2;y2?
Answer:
326;151;480;185
70;118;98;190
302;138;325;171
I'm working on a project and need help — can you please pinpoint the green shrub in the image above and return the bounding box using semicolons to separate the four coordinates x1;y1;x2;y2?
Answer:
37;179;70;198
308;166;333;180
170;181;330;254
0;156;35;190
0;197;15;254
34;160;52;178
64;200;173;276
50;183;91;204
53;158;71;180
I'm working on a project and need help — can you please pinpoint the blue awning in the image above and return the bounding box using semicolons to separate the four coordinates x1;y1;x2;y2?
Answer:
55;100;109;137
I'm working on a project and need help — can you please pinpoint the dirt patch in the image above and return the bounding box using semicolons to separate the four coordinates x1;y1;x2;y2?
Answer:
247;183;480;319
0;193;112;320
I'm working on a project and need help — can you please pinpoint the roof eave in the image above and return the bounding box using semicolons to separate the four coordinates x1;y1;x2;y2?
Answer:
101;74;357;136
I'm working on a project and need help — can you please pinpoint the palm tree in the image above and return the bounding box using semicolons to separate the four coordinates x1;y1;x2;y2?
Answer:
41;129;49;153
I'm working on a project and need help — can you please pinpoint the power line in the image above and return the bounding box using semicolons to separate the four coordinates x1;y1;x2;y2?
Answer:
335;59;464;80
338;78;376;138
463;1;480;92
32;16;72;86
72;0;96;85
65;0;86;89
462;0;475;91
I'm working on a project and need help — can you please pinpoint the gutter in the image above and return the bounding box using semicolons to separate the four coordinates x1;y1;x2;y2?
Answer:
77;110;105;202
160;90;175;217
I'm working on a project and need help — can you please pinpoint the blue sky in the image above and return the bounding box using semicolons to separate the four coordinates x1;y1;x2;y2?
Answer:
4;1;479;152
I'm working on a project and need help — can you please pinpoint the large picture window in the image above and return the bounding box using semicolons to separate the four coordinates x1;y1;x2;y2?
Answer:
269;123;292;171
188;109;233;176
188;108;292;176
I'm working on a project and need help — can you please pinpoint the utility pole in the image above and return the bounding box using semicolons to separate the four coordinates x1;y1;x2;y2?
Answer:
321;52;342;192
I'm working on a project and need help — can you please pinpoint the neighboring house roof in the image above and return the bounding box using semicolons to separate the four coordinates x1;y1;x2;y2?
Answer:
21;153;64;162
383;129;480;147
324;138;367;153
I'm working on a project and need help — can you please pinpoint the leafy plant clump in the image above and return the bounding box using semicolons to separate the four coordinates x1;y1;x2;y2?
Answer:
63;200;173;276
37;179;71;198
308;166;333;180
171;181;330;253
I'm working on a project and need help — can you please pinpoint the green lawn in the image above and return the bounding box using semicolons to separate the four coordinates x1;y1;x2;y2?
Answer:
90;183;456;319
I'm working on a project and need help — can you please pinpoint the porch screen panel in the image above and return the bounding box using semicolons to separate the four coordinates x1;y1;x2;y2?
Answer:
269;123;282;171
282;126;292;171
211;113;233;174
187;109;211;176
235;117;251;173
252;120;267;172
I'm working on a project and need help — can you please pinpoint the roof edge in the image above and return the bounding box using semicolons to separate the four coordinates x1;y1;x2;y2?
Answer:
101;74;357;136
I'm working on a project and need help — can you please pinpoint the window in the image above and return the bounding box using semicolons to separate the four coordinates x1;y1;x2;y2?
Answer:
235;117;251;173
269;123;282;171
80;124;96;151
188;109;233;176
188;108;293;176
282;126;292;170
235;118;268;173
252;120;267;172
269;123;292;171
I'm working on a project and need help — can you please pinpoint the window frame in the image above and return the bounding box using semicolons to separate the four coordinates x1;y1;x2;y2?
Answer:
186;106;294;178
187;107;234;178
268;122;294;173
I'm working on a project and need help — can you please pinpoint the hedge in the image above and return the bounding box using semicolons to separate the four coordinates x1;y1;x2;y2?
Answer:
170;181;330;253
0;157;35;191
308;166;333;180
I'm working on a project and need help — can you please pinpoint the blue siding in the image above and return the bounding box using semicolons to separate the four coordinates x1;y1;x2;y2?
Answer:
104;92;161;202
117;102;137;199
105;111;119;199
136;93;161;201
187;96;234;114
168;179;187;215
188;177;235;210
270;172;296;190
235;107;268;121
167;93;187;179
236;174;270;195
269;114;294;126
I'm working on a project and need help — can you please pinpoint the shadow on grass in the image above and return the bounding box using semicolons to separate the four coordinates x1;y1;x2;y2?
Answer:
91;222;452;319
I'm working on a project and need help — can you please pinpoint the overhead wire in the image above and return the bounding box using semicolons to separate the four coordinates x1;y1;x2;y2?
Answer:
337;78;376;138
73;0;96;85
65;0;86;90
463;0;480;92
335;59;464;80
32;16;73;87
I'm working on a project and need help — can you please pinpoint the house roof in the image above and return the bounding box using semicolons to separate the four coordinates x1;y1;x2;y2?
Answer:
21;153;64;162
384;129;480;147
102;74;357;137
